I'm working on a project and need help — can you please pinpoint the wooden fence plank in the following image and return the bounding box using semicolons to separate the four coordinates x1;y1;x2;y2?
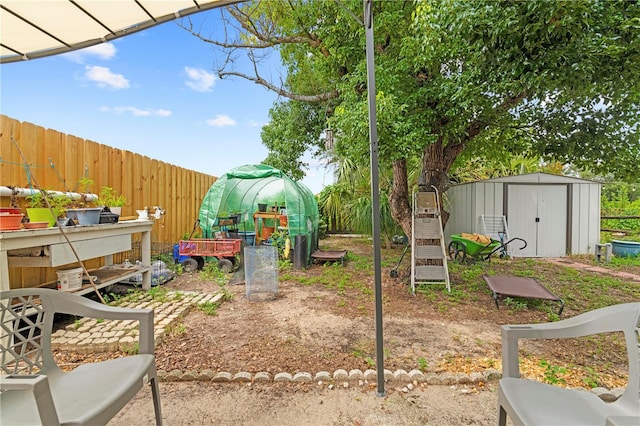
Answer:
1;115;218;289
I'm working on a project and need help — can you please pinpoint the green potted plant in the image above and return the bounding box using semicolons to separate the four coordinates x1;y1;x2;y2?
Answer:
97;186;127;216
65;178;102;225
26;190;70;227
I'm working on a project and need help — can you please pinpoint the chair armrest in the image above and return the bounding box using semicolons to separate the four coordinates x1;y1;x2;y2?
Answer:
1;374;60;426
501;302;640;378
47;291;155;355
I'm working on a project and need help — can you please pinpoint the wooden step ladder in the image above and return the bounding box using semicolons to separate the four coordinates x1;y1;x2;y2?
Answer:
411;190;451;293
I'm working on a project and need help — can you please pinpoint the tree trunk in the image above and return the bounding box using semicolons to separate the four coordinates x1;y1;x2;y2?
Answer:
419;138;466;227
389;159;412;238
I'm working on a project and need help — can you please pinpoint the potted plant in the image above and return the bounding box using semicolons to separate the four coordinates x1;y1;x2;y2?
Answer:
26;190;70;227
97;186;127;216
65;178;103;225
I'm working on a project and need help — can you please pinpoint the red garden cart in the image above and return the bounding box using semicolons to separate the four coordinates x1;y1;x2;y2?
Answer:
177;238;242;273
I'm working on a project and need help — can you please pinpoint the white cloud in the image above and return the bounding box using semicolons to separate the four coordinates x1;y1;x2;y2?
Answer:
185;67;215;92
65;43;117;63
85;65;129;89
206;114;236;127
102;106;172;117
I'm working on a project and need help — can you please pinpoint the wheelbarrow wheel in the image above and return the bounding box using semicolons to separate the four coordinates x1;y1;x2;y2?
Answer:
181;257;199;272
217;258;234;273
447;241;467;262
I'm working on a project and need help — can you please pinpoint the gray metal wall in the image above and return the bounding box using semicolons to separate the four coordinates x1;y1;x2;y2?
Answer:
443;173;601;257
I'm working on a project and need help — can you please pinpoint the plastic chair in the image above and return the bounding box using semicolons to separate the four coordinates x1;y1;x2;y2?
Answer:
1;288;162;425
498;302;640;426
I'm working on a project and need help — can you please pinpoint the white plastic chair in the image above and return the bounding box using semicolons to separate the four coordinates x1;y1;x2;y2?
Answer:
1;288;162;425
498;302;640;426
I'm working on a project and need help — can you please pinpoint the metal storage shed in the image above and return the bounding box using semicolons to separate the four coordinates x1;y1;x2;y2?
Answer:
444;173;601;257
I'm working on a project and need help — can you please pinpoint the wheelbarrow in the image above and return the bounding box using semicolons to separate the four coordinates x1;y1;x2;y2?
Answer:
448;233;526;263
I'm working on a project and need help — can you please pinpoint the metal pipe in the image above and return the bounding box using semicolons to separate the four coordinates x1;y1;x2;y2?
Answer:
0;186;98;202
364;0;386;397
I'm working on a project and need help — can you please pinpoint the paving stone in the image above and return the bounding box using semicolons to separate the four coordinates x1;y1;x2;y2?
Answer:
455;373;471;384
314;371;332;382
254;372;272;382
469;372;485;383
333;369;348;381
425;374;443;385
363;369;377;381
274;372;293;382
484;369;502;381
196;370;214;381
440;373;457;385
348;369;364;381
592;387;617;402
212;372;232;382
610;388;624;400
165;370;182;381
393;369;410;382
408;369;425;382
384;369;394;381
232;372;252;383
293;372;313;383
181;371;198;381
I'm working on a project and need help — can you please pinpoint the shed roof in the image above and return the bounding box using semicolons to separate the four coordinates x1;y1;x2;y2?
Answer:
453;172;601;187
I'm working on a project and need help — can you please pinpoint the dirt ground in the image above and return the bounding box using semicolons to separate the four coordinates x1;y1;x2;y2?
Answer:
110;381;499;425
104;235;638;425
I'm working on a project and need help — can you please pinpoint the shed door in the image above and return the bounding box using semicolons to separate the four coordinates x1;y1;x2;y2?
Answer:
507;185;567;257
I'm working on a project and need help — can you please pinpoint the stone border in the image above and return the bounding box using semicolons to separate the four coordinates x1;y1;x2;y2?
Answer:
155;367;624;401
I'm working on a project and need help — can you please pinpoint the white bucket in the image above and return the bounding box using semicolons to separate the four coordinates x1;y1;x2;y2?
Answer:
56;267;83;291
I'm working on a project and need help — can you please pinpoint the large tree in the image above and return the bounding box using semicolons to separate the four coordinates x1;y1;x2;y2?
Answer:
184;0;639;236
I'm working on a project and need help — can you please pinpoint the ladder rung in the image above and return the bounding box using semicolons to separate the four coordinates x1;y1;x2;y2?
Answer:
414;266;447;280
415;245;444;259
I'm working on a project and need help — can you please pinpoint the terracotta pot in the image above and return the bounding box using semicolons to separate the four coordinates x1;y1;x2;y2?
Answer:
0;213;24;231
261;226;275;240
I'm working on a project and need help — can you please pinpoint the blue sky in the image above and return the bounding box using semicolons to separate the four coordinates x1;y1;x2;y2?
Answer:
0;10;332;195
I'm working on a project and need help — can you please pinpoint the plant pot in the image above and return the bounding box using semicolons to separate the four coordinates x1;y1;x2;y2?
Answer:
26;208;56;227
0;207;22;215
66;208;103;225
0;213;24;231
611;240;640;258
258;203;267;213
261;226;275;240
108;206;122;216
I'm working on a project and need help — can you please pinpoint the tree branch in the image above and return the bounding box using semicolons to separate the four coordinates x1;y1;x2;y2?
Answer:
220;70;339;102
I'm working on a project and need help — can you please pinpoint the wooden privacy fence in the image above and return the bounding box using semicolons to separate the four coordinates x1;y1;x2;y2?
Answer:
1;115;217;288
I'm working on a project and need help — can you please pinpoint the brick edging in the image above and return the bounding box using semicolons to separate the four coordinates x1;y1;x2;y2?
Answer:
155;368;624;401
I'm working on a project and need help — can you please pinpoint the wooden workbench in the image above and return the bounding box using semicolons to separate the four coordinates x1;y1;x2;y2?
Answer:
0;220;154;293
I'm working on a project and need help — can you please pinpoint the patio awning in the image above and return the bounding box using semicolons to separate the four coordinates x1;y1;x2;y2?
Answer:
0;0;239;64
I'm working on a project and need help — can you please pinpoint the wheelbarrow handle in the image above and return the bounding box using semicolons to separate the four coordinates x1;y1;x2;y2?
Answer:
504;237;527;251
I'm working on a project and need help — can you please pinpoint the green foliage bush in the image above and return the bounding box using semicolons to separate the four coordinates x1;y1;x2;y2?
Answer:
601;181;640;233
